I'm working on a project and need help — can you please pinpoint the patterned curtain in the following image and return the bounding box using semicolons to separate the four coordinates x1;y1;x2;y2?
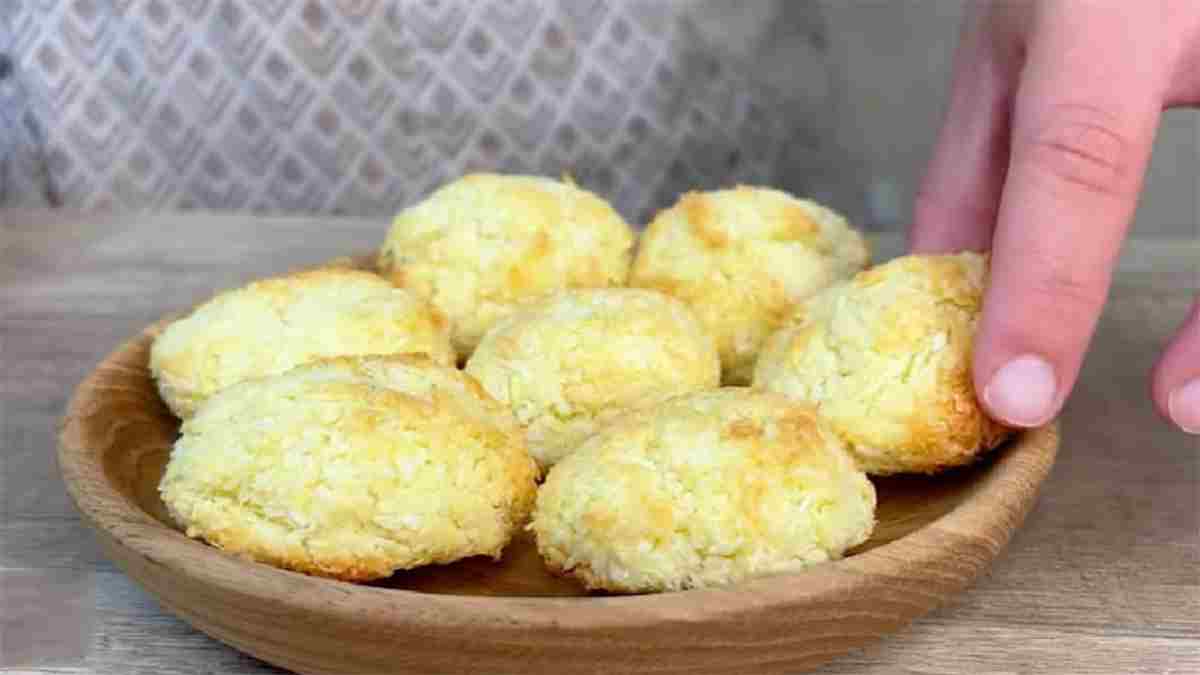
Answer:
1;1;834;223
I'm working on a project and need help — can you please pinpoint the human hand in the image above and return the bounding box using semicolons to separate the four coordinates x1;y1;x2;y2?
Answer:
910;0;1200;433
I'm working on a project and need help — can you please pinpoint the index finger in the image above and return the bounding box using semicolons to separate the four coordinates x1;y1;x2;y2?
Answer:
974;0;1170;426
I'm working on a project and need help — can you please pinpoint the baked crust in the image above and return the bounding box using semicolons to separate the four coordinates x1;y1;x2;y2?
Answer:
630;186;869;384
378;173;635;359
159;355;538;582
754;252;1013;475
150;267;453;419
466;288;720;469
531;389;875;592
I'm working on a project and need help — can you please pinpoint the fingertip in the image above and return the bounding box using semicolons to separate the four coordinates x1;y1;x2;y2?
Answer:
1150;300;1200;434
970;250;1107;432
976;352;1061;428
1166;382;1200;435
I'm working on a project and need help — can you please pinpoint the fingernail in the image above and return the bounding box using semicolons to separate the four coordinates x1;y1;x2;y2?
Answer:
983;355;1058;427
1168;379;1200;434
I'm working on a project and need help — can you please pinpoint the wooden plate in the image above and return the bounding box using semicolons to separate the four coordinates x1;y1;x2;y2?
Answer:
59;321;1058;674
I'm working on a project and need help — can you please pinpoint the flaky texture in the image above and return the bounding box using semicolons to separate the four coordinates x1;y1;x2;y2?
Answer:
532;389;875;593
159;355;538;582
465;289;720;469
150;268;454;419
630;186;869;384
753;252;1013;475
378;173;635;358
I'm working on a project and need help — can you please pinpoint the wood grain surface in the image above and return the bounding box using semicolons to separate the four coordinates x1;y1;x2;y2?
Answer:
3;209;1198;674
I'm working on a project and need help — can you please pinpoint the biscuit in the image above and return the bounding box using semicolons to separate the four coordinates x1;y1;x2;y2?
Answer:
159;355;539;581
465;289;720;469
630;186;869;384
378;173;636;358
150;267;454;419
753;252;1012;475
531;389;875;593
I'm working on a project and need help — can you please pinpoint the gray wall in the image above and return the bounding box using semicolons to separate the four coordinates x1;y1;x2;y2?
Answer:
715;0;1198;237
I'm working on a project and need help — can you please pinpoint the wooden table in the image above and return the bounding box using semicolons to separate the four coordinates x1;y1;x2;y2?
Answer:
3;209;1197;674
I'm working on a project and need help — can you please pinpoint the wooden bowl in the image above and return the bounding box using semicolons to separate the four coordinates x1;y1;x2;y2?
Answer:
59;321;1058;674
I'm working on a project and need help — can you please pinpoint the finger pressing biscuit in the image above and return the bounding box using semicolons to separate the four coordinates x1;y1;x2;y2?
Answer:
754;252;1013;475
465;289;720;469
159;355;538;582
150;268;453;419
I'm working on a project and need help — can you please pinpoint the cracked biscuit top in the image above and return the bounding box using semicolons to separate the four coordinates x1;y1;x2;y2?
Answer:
630;186;869;385
158;354;538;582
465;288;720;470
150;267;454;419
753;252;1012;475
531;389;875;593
378;173;636;359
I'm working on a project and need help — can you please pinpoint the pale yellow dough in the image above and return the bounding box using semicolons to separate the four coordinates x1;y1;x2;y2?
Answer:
159;355;538;582
465;288;720;469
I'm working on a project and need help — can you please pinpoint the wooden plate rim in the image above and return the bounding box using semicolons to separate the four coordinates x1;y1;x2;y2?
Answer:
58;320;1059;633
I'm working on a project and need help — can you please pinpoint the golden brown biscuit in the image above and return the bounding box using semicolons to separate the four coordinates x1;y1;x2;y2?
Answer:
150;267;453;419
465;289;720;469
531;389;875;593
159;355;538;582
753;252;1013;475
378;173;635;358
630;186;870;384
